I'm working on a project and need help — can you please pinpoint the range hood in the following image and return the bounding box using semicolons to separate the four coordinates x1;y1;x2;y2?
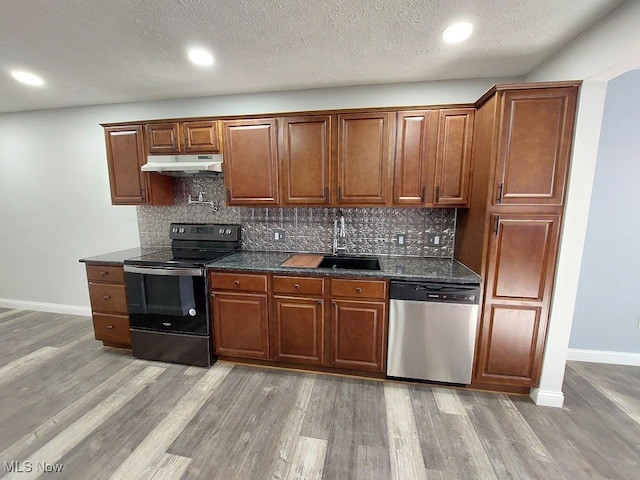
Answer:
141;154;223;176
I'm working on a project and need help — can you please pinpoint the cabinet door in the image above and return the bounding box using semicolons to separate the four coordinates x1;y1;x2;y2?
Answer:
434;108;474;206
337;112;393;205
273;296;324;365
146;123;181;154
104;125;148;204
475;214;560;387
330;299;386;372
494;87;578;206
183;121;220;153
222;119;279;205
211;292;269;359
280;115;332;205
393;110;437;205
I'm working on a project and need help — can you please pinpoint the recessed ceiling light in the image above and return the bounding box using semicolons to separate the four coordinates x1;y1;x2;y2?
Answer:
442;22;473;44
188;48;214;67
11;70;45;86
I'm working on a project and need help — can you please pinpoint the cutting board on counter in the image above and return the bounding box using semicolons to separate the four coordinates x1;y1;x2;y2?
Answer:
281;254;324;268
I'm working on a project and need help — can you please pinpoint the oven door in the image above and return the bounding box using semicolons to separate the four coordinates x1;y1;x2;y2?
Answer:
124;265;208;335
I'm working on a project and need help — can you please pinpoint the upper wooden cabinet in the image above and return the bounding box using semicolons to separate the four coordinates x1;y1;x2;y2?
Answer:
493;87;577;206
145;120;220;154
103;125;173;205
222;118;279;205
337;112;394;205
280;115;333;205
393;108;474;207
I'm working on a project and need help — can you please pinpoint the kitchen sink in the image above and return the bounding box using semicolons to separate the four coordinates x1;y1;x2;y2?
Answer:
317;255;381;271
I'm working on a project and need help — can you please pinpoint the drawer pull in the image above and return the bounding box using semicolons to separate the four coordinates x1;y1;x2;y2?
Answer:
355;288;362;293
294;283;300;289
100;271;108;276
103;295;110;300
234;280;240;286
107;325;113;330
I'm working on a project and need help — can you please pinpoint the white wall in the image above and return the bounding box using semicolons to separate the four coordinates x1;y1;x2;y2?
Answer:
0;78;511;314
526;0;640;406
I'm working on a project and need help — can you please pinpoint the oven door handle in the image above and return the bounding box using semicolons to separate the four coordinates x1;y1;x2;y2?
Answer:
124;265;205;277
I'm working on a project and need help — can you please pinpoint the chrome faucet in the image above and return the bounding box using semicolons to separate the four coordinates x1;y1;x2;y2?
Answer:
333;209;347;255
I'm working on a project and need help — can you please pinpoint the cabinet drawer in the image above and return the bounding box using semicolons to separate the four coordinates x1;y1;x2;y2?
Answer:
88;283;129;313
331;278;387;300
86;264;125;283
210;272;268;292
273;275;324;296
93;313;131;346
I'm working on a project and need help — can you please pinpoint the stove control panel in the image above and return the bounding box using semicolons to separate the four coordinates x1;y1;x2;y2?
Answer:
170;223;241;242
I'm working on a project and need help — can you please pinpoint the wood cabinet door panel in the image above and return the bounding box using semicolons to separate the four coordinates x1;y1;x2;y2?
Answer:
183;121;220;153
211;293;269;359
487;215;560;301
146;123;180;154
434;108;474;205
223;119;279;205
393;111;435;205
281;115;332;205
104;126;148;204
274;296;324;365
495;87;577;205
85;264;125;283
331;300;385;372
475;304;543;385
93;313;131;346
88;283;128;313
337;113;392;204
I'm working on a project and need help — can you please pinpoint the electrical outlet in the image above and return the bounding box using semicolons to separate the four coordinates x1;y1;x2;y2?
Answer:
426;233;442;247
274;230;285;242
396;233;407;245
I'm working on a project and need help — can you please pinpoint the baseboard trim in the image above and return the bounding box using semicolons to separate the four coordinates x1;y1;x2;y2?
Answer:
0;298;91;317
530;388;565;408
567;348;640;366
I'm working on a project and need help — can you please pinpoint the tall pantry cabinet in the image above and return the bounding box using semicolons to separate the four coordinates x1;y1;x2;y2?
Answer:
455;82;579;390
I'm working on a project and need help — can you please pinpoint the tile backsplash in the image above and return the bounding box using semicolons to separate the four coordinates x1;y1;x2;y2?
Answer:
137;177;456;258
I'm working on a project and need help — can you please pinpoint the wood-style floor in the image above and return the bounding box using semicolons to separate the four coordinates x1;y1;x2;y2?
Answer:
0;309;638;479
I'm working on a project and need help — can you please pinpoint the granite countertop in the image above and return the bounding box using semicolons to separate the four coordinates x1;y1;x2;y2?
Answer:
79;247;168;266
207;251;481;285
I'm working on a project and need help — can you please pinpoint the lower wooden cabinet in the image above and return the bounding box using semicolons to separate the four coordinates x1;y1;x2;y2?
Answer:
273;296;324;365
84;263;131;348
330;299;386;372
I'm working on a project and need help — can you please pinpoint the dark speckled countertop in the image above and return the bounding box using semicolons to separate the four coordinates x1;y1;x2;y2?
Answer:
79;247;168;266
207;251;481;285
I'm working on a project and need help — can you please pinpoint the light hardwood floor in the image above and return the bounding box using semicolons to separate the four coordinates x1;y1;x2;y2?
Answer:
0;308;638;479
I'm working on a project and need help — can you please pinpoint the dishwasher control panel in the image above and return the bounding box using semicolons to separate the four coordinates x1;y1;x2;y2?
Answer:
389;281;480;304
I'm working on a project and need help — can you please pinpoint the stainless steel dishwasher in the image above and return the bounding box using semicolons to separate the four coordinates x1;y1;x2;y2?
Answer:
387;280;480;385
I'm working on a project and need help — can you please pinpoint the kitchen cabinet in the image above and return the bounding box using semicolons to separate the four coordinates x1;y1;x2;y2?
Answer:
84;263;131;348
329;278;387;372
210;272;270;359
474;214;560;386
392;108;473;207
272;275;325;365
222;118;279;205
337;112;394;205
280;115;333;205
103;125;173;205
454;82;579;391
145;120;220;154
493;88;577;206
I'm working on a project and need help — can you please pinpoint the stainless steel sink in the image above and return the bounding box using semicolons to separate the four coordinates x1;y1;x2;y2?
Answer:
317;255;381;271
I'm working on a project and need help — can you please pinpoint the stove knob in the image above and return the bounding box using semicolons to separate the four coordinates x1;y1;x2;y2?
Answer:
226;229;232;235
172;227;178;233
179;228;185;234
219;228;224;234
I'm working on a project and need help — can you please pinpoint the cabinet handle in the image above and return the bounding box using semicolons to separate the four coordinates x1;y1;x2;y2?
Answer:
435;186;440;203
103;295;110;300
420;186;426;202
294;283;300;289
355;287;362;293
497;183;504;203
141;188;146;201
107;325;113;330
226;189;231;203
100;271;108;277
494;216;500;235
184;134;188;149
317;301;322;305
234;280;240;286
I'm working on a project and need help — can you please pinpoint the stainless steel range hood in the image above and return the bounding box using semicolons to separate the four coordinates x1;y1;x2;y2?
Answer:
141;154;223;176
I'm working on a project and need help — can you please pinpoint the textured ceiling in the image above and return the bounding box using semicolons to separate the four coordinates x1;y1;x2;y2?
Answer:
0;0;626;113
